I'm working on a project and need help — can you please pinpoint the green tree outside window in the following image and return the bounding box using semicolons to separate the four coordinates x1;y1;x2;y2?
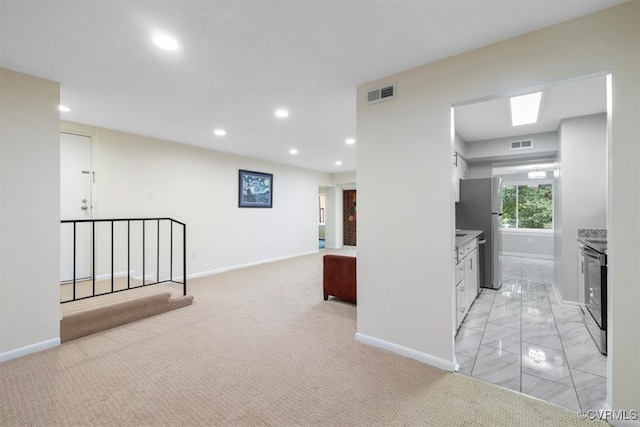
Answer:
501;184;552;229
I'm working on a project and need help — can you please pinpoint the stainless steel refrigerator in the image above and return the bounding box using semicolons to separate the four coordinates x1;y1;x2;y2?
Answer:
455;177;503;289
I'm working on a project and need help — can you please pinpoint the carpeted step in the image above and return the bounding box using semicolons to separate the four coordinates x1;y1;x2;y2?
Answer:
60;292;194;343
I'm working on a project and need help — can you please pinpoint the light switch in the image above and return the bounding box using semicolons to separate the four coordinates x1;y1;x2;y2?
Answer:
147;190;155;199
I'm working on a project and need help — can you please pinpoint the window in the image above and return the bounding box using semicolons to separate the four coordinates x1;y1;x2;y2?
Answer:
502;184;552;229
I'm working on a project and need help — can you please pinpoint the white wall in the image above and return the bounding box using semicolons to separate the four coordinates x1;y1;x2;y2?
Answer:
0;68;61;360
61;122;330;278
454;132;467;158
502;230;553;259
330;171;356;186
554;113;607;302
357;3;639;412
466;161;493;179
465;131;558;162
461;130;558;176
323;186;343;249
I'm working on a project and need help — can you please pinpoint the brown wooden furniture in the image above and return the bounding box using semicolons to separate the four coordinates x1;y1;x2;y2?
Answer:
323;255;356;303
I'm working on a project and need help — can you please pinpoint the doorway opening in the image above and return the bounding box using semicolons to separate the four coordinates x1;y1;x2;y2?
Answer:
318;182;356;250
343;189;357;247
451;73;609;412
318;188;326;249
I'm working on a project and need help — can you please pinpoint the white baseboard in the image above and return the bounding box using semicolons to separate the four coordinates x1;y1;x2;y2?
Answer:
132;273;156;282
452;356;461;372
185;250;320;281
355;332;456;372
95;270;133;281
0;338;60;363
547;280;582;309
502;251;553;260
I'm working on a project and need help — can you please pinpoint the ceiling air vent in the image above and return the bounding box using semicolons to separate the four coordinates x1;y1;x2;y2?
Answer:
510;139;533;150
367;83;396;105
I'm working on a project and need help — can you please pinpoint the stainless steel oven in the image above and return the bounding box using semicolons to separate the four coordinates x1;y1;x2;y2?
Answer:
581;242;607;355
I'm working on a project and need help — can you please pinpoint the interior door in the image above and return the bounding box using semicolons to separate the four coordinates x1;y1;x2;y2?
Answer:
60;132;92;282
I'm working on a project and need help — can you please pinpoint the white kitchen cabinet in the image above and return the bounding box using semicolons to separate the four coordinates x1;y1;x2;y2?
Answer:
455;250;466;328
453;153;460;203
460;156;468;179
453;152;467;203
456;280;467;327
455;236;479;330
465;247;478;309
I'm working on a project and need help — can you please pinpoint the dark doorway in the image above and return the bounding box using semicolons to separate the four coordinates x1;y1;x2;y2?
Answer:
343;190;357;246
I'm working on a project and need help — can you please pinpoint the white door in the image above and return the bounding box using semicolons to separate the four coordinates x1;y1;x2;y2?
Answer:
60;132;92;282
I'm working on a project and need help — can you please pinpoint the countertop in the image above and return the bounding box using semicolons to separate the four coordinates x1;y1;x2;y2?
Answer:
577;228;607;255
455;229;483;248
577;236;608;255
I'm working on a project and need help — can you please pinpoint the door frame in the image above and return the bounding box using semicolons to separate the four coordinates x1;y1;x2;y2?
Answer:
60;130;95;283
60;128;96;215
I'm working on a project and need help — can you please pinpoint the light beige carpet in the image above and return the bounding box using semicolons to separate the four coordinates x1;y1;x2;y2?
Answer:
60;291;194;342
1;248;604;426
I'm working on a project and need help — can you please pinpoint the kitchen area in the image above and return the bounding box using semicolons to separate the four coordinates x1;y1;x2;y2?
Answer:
454;229;483;329
451;74;609;411
577;228;608;356
454;175;503;329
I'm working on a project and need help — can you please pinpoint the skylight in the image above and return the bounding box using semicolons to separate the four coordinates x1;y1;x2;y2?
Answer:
153;34;179;51
510;92;542;126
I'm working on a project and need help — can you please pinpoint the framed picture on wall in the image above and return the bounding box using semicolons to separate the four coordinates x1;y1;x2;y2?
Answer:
238;169;273;208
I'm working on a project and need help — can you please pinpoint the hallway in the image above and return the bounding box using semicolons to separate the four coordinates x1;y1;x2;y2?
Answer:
455;256;607;411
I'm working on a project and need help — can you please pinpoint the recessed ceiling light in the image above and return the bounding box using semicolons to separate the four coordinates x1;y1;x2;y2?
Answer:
289;149;298;155
510;92;542;126
345;138;355;145
335;161;342;166
213;129;226;136
153;34;179;51
275;109;289;118
58;105;71;112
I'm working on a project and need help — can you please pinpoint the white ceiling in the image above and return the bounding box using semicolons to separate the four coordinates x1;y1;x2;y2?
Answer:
455;75;607;142
0;1;625;173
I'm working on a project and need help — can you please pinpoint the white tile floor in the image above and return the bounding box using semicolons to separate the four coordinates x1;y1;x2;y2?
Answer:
455;255;607;411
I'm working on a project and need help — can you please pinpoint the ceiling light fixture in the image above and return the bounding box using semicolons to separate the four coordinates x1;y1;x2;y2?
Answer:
335;161;342;166
528;170;546;179
153;34;179;51
345;138;355;145
274;109;289;118
213;129;226;136
289;149;298;155
58;105;71;112
510;92;542;126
